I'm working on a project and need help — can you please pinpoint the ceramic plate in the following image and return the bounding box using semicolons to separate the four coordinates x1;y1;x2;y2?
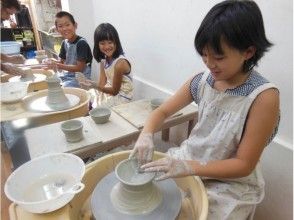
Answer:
0;81;28;103
24;94;80;112
91;171;182;220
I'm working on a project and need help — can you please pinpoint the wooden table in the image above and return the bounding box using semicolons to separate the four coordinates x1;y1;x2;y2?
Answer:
24;99;198;160
25;111;139;159
112;99;198;141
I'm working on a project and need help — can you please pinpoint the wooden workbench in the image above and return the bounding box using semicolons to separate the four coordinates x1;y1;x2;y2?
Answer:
24;100;198;159
25;111;139;159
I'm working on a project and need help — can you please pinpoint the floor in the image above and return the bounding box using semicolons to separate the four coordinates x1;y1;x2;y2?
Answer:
1;142;12;220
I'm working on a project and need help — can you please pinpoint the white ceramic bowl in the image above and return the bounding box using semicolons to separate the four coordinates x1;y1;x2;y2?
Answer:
89;107;111;124
4;153;85;213
0;81;28;103
150;98;165;110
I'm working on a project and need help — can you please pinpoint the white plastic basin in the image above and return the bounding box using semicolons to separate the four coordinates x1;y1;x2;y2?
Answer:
0;41;21;55
4;153;85;213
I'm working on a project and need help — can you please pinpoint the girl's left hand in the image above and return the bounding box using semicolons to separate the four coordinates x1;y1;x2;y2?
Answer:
141;157;195;181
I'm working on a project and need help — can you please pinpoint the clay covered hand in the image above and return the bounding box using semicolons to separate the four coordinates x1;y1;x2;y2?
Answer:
9;54;26;64
141;157;195;181
129;133;154;165
43;58;59;70
2;63;24;75
79;79;97;90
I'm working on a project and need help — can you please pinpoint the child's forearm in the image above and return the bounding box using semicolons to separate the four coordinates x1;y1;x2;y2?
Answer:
187;157;254;179
141;109;169;134
56;63;84;73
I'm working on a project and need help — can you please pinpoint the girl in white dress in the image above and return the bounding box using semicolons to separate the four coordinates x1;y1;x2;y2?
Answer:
129;1;280;219
80;23;133;108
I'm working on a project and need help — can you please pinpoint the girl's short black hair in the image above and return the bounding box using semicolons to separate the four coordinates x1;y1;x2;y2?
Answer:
93;23;124;62
195;0;272;72
55;11;76;26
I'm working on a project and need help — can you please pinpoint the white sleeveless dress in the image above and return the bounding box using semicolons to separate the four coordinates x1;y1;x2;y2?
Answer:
167;70;279;220
94;55;133;108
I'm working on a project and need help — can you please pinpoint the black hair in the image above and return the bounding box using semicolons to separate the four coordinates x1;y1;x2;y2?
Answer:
1;0;21;11
55;11;76;26
93;23;124;62
195;0;272;72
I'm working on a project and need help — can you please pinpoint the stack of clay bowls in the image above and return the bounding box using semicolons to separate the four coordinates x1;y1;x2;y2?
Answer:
20;67;35;81
45;75;70;110
110;159;162;215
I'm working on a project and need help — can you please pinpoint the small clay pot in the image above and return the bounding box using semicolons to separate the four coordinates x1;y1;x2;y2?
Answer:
150;98;165;110
61;120;83;142
110;159;162;215
89;107;111;124
20;67;35;80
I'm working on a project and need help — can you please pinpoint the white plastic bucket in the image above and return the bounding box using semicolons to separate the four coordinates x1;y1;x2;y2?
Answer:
0;41;21;55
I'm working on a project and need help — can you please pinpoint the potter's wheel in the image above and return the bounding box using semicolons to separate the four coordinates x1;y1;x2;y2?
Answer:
91;171;182;220
24;94;80;112
8;73;47;83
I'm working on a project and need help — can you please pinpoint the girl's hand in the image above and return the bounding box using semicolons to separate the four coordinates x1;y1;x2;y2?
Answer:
79;79;96;90
129;133;154;166
141;157;194;181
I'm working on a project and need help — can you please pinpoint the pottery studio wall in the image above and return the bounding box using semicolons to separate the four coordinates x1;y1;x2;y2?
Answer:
65;0;293;219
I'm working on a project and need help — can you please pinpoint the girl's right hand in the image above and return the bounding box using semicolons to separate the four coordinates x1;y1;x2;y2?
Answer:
79;79;95;90
129;133;155;166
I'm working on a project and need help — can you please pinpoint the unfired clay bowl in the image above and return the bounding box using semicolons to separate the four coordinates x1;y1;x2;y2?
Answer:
89;107;111;124
115;159;155;186
150;98;165;110
20;67;35;80
61;120;83;143
45;75;71;110
110;159;162;215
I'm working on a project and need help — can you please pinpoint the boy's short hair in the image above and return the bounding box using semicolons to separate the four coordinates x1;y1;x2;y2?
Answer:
55;11;76;26
194;0;272;72
1;0;21;11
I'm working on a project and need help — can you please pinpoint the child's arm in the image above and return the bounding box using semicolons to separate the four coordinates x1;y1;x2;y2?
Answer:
55;59;87;73
98;59;130;95
142;88;280;180
129;78;195;163
142;78;194;133
97;62;107;88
